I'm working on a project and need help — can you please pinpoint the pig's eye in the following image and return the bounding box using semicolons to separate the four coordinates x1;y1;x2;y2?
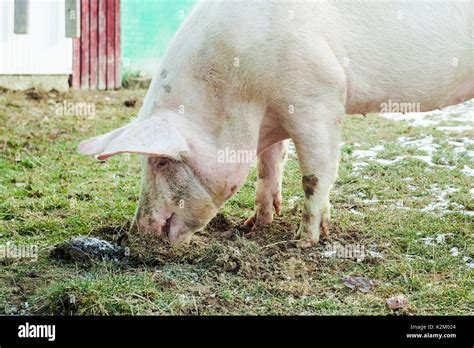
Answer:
150;157;169;171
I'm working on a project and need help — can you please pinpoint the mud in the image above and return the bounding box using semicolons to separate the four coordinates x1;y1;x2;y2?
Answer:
49;208;368;288
124;99;137;108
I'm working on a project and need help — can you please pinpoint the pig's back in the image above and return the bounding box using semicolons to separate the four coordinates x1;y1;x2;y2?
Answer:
325;1;474;113
150;1;473;118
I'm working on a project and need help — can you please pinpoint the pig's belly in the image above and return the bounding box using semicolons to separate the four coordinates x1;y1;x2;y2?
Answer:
345;74;474;115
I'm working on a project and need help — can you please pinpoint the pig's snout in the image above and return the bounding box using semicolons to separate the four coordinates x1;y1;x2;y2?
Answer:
132;212;192;246
166;215;193;245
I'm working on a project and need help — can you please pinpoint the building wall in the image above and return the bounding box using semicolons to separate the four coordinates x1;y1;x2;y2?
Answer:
121;0;196;78
0;0;72;75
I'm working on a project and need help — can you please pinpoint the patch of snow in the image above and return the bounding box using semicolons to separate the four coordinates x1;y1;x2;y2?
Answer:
353;150;379;159
397;135;440;158
349;209;363;216
448;140;465;147
288;195;301;205
420;185;463;215
375;156;404;165
461;165;474;177
362;198;379;204
419;146;439;156
462;257;474;270
461;137;474;146
411;119;439;127
351;135;442;170
412;156;435;166
352;145;385;160
352;162;369;172
419;234;451;246
382;112;436;125
419;237;436;246
437;126;473;132
398;135;435;147
381;99;474;127
450;247;459;257
447;137;474;158
452;147;474;158
371;145;385;152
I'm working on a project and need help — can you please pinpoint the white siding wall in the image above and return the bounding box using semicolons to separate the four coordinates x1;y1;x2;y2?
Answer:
0;0;73;74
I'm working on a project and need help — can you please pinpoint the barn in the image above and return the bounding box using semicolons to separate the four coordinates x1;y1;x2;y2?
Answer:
0;0;121;91
0;0;197;92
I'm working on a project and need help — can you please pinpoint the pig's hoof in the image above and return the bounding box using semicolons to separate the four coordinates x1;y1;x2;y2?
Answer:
243;213;273;228
295;220;329;248
272;192;282;215
295;224;320;248
296;238;318;249
320;219;330;238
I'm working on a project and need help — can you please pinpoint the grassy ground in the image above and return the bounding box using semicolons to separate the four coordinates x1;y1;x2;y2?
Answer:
0;88;472;315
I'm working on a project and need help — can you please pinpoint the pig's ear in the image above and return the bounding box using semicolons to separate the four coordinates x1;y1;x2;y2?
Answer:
77;117;190;161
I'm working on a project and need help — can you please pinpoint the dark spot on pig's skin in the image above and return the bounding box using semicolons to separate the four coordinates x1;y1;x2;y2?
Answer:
302;212;312;224
257;163;268;180
302;174;318;198
148;217;155;229
163;84;172;93
225;185;238;200
160;69;168;79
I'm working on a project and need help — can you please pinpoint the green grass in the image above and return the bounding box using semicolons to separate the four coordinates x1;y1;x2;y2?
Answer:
0;89;472;315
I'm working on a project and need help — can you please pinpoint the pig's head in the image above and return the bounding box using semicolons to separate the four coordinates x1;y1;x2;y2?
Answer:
77;110;247;245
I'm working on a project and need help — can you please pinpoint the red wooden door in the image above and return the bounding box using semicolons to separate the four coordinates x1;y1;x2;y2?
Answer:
72;0;121;90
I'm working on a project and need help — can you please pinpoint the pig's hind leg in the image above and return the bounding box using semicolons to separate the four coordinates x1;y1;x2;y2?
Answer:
244;141;288;228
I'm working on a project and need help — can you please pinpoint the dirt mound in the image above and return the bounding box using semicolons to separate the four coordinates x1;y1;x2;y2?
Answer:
50;237;125;262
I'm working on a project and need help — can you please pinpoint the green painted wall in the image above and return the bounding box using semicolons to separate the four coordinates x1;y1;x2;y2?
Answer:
121;0;197;77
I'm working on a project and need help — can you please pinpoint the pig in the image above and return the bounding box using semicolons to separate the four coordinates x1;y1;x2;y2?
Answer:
78;1;474;247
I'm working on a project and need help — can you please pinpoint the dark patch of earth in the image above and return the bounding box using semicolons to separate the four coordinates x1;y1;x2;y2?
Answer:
50;237;126;262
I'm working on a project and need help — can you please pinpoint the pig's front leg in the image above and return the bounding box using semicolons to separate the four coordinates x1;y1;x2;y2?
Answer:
244;141;288;228
289;103;342;247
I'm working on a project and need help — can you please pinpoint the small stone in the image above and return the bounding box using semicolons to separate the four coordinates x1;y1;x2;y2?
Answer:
386;295;409;310
342;276;374;293
25;90;42;100
124;99;137;108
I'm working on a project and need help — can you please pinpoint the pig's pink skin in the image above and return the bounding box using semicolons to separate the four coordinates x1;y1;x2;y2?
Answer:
80;1;474;246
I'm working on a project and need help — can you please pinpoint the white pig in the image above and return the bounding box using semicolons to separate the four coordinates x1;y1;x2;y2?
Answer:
78;1;474;247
